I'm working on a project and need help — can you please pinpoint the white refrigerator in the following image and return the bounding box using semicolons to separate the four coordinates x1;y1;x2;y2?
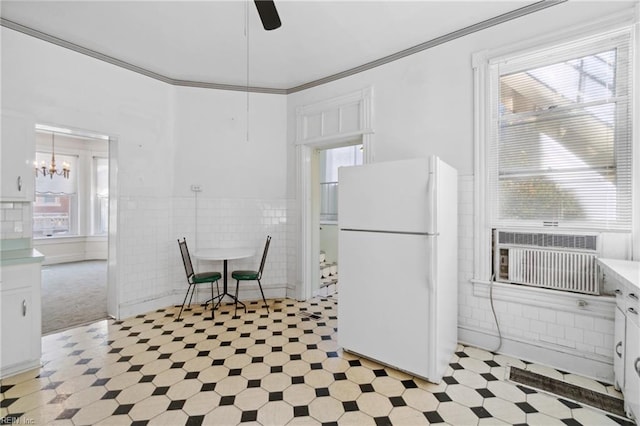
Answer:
337;156;458;383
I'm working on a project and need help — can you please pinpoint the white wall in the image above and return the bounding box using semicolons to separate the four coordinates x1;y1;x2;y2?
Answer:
170;87;289;304
1;28;176;317
1;27;290;317
286;1;637;381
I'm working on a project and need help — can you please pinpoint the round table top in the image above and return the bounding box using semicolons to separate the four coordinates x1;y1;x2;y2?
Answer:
194;247;255;261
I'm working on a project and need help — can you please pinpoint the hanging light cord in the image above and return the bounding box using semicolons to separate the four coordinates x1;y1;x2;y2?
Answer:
245;0;250;142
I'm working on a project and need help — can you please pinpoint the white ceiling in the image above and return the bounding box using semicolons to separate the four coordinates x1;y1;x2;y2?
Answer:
1;1;548;91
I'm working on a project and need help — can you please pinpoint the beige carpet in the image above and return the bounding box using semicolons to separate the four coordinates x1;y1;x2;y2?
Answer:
41;260;108;335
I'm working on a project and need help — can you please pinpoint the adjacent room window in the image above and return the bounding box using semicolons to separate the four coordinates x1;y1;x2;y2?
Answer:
33;152;78;237
488;29;633;231
33;131;109;238
319;144;363;222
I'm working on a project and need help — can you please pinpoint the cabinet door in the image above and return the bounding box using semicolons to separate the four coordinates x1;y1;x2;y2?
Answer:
614;306;626;390
0;288;34;368
1;111;35;200
625;310;639;421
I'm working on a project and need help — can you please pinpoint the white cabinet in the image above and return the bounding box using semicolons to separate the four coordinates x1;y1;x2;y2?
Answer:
0;260;42;378
1;110;35;201
614;304;626;390
624;294;639;421
600;258;640;421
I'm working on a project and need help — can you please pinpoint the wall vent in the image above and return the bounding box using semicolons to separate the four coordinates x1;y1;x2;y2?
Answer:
498;231;597;251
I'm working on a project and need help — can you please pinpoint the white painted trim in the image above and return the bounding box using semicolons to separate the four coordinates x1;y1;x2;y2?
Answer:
295;87;373;145
295;88;374;301
483;7;637;69
472;50;490;282
458;326;614;383
0;359;41;380
632;11;640;260
118;291;177;319
471;280;616;320
107;136;119;319
119;283;288;319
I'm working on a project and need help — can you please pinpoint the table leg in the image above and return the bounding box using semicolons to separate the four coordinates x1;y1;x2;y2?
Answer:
223;259;228;294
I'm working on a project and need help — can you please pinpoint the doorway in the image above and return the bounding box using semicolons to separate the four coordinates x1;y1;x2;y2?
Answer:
33;125;117;333
315;143;363;297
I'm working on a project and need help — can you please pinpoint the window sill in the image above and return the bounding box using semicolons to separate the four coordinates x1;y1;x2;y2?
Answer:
33;235;107;244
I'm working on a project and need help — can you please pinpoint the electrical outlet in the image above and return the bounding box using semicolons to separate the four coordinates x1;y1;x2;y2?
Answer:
190;184;202;192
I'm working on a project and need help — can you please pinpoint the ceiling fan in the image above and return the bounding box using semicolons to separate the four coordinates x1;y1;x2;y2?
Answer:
254;0;281;31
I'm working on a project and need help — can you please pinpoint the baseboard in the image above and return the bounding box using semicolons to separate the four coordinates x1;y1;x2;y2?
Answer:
458;325;614;384
0;359;41;380
40;253;108;266
40;253;85;265
118;283;289;319
189;282;289;305
118;291;179;319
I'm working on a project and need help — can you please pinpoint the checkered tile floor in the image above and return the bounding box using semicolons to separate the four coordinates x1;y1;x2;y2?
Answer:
0;296;635;425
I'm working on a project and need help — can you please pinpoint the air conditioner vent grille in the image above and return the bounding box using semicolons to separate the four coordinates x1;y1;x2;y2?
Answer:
498;231;597;251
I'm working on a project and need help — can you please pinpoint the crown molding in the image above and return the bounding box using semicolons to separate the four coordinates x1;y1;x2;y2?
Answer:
1;0;565;95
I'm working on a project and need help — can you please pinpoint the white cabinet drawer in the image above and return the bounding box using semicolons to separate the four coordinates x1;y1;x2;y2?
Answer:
0;262;39;291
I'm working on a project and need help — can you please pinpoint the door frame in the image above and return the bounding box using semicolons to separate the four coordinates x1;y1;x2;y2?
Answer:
295;137;373;301
33;123;120;319
294;87;375;300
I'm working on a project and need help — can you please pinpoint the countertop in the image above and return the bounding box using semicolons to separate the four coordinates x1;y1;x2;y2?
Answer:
598;258;640;292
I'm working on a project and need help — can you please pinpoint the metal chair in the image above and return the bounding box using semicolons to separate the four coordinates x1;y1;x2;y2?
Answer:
231;236;271;315
177;238;222;320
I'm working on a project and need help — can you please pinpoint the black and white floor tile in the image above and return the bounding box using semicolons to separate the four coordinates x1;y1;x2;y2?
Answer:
0;296;635;425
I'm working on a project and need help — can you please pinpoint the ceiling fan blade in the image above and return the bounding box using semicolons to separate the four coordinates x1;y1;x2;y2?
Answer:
254;0;281;31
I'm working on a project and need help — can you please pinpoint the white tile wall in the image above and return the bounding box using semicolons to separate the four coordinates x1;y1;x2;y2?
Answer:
115;195;293;311
456;174;615;368
175;196;290;288
0;202;32;240
117;196;172;305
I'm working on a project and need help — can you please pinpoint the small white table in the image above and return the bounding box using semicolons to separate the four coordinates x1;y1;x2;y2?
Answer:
194;247;255;306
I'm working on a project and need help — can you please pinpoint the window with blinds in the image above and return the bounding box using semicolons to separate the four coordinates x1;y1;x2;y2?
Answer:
489;30;633;231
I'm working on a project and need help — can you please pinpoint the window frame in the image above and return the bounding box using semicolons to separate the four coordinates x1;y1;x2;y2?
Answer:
472;14;639;281
33;132;109;240
490;37;632;231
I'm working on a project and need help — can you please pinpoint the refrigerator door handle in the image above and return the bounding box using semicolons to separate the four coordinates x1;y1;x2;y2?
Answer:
426;158;437;235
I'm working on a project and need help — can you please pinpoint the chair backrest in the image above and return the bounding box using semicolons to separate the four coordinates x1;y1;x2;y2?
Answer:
178;238;194;281
258;235;271;279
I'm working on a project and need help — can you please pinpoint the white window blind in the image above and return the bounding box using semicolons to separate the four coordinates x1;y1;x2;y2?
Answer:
489;30;633;230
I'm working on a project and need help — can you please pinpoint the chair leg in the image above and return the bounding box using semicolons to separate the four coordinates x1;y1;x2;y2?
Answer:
177;284;193;321
234;280;240;317
188;284;196;307
233;280;247;317
209;282;215;320
257;279;269;313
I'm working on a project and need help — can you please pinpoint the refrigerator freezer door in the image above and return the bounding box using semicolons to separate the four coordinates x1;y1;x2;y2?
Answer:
338;158;433;234
338;230;436;380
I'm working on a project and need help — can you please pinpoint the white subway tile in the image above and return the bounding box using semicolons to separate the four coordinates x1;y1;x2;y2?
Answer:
556;312;575;327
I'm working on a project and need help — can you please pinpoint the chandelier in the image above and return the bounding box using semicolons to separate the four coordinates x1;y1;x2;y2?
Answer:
34;132;70;179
